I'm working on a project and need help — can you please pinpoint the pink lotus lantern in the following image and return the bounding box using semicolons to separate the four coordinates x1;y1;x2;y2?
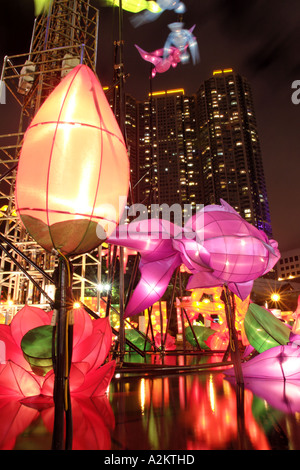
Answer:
0;305;115;399
108;199;280;317
183;200;280;300
15;64;129;256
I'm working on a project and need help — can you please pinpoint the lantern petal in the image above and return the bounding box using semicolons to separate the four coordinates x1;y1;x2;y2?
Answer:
72;317;112;370
40;363;89;397
72;360;116;397
91;317;114;367
39;370;55;397
135;44;162;66
15;64;129;255
0;325;30;370
0;361;42;398
41;359;115;397
72;307;94;349
125;254;181;317
68;397;114;450
10;305;51;348
227;280;254;301
0;398;39;450
186;271;223;291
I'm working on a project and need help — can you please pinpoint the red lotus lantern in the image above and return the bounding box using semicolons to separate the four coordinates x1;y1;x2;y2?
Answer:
15;64;129;255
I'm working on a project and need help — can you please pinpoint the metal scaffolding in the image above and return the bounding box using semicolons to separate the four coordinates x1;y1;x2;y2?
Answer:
0;0;100;320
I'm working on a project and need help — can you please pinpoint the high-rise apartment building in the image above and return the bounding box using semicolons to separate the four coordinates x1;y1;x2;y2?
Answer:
195;68;272;236
277;248;300;281
136;89;202;213
119;68;272;237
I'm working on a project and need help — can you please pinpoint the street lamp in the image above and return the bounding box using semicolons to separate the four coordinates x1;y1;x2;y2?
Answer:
97;283;111;293
271;293;281;303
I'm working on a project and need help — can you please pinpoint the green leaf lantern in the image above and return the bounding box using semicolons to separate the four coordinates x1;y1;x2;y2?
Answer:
185;325;215;349
21;325;54;376
244;303;291;353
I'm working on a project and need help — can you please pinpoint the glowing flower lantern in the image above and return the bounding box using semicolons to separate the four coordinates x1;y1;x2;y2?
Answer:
15;64;129;256
0;306;115;399
187;286;249;321
205;323;229;350
108;200;279;317
184;200;280;300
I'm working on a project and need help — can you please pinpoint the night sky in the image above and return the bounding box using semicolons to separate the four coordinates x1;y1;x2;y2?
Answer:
0;0;299;254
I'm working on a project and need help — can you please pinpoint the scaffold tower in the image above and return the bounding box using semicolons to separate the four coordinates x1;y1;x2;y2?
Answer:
0;0;100;321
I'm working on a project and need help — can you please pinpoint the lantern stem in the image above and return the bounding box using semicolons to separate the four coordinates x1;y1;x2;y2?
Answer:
52;254;73;450
221;285;244;385
119;246;125;361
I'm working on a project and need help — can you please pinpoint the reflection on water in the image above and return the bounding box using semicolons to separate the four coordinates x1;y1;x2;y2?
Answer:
10;396;114;450
6;354;300;450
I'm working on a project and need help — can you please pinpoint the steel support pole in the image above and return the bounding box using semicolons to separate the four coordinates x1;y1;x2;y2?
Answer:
221;285;244;385
119;246;125;361
52;256;73;450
